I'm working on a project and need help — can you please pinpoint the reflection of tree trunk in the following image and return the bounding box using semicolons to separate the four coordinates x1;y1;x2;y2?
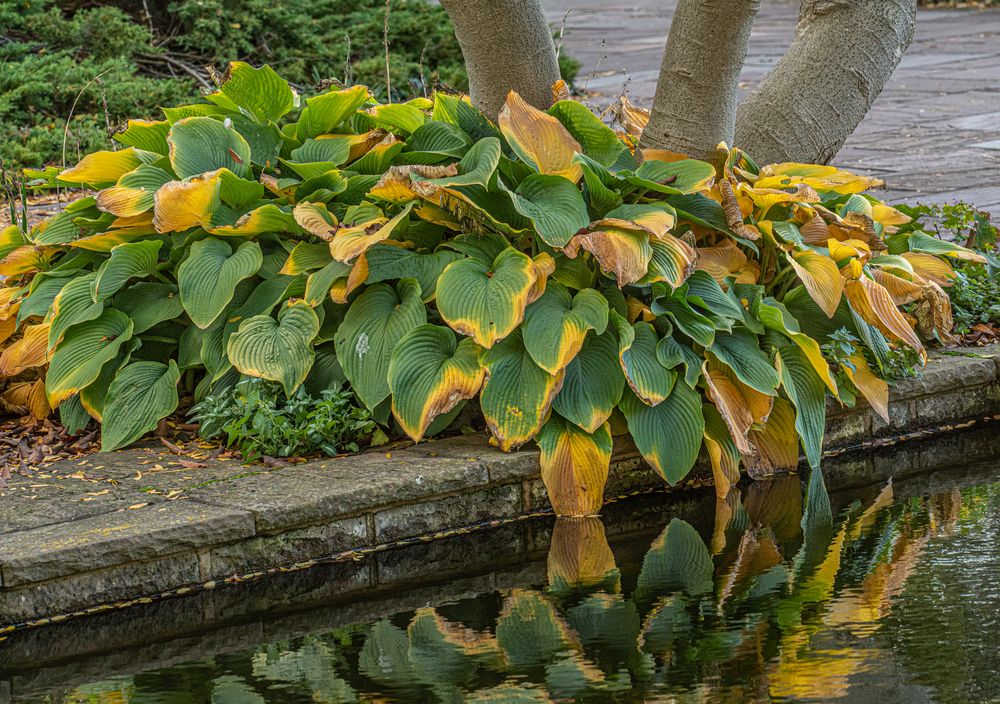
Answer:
735;0;917;164
640;0;761;160
440;0;560;120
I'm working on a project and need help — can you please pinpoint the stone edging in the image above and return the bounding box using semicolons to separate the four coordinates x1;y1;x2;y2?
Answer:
2;348;999;625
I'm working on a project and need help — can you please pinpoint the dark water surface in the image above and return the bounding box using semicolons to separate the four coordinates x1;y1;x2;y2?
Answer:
4;452;999;703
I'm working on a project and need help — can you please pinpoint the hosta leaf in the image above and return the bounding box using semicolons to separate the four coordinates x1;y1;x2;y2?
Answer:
152;172;222;233
207;204;302;237
91;240;162;301
48;273;104;350
437;247;535;348
480;329;564;451
605;203;678;238
757;298;838;395
297;85;369;139
113;119;170;154
178;238;263;328
364;245;461;301
612;313;675;406
537;416;612;517
0;322;49;376
420;137;500;189
619;381;704;485
228;300;320;396
304;258;353;306
506;174;590;248
787;249;844;318
329;204;412;263
100;361;181;452
627;158;716;195
844;276;924;357
404;120;472;159
553;329;625;433
564;226;652;287
335;279;426;410
59;148;151;187
702;403;741;498
113;282;184;334
656;335;703;388
841;353;889;422
216;61;295;124
636;518;713;596
775;344;827;469
906;229;985;262
370;102;427;134
744;396;800;476
522;283;609;374
167;116;252;179
642;235;698;288
577;153;623;215
292;201;338;240
498;91;582;182
46;308;134;406
388;324;484;441
709;329;780;395
95;165;173;217
290;137;353;165
280;242;333;275
654;293;716;347
548;100;627;167
900;252;956;286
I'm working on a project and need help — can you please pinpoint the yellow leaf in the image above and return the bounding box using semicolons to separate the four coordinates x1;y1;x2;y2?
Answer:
329;254;369;304
702;357;773;456
900;252;956;287
564;226;651;287
0;246;52;277
845;277;925;358
787;249;844;318
0;322;51;376
292;201;339;240
538;420;612;516
498;91;582;182
329;205;412;264
59;148;144;187
841;353;889;422
696;239;759;285
152;173;221;232
827;238;871;262
527;251;555;304
870;268;924;305
745;397;799;476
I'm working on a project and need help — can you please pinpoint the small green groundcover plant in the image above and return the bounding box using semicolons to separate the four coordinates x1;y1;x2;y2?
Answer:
0;62;981;515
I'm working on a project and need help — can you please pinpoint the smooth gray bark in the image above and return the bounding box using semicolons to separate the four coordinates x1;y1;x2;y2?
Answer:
735;0;917;165
440;0;561;120
640;0;761;160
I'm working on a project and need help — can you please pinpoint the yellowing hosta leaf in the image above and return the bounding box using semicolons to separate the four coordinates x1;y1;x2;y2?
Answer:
436;247;535;348
0;315;16;345
827;238;871;262
46;308;134;406
787;249;844;318
619;383;704;485
696;239;759;285
177;238;262;328
774;344;827;468
100;360;182;452
0;322;50;376
906;229;986;262
330;254;370;304
537;416;612;516
643;235;698;288
871;268;924;305
522;283;609;374
913;279;957;345
841;353;889;422
292;201;338;240
329;204;412;264
605;203;676;239
702;403;741;498
845;277;925;358
0;246;52;277
745;396;799;476
206;204;301;237
498;91;582;182
526;251;556;304
59;148;149;187
153;173;222;233
480;329;564;451
228;300;320;396
757;299;838;395
95;165;173;217
370;163;458;203
900;252;956;286
564;226;651;287
388;324;484;442
335;279;427;410
48;274;102;350
702;358;766;456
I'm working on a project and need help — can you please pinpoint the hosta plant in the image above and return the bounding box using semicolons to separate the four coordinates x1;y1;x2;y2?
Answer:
0;62;981;515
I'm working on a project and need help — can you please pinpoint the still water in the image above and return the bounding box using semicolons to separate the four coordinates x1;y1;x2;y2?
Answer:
6;459;1000;703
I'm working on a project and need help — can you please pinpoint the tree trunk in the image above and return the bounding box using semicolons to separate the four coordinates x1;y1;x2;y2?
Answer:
640;0;761;160
735;0;917;165
440;0;560;121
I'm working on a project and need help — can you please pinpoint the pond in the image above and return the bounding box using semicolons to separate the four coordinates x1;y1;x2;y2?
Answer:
3;447;999;703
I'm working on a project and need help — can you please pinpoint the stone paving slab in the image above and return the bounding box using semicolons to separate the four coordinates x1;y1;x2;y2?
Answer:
544;0;1000;214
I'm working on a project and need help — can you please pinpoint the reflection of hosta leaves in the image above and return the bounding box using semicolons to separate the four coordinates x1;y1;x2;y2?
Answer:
642;596;691;654
468;683;553;704
547;517;620;597
496;589;578;669
636;518;713;597
709;329;780;395
335;280;426;410
498;91;582;182
537;416;612;516
437;247;535;348
210;675;267;704
178;238;262;328
100;360;181;451
775;344;827;469
565;593;645;673
358;620;416;688
227;301;320;396
409;608;501;686
46;308;133;406
613;313;675;406
619;383;704;485
113;282;184;334
523;283;608;374
92;240;162;301
168;116;252;179
480;330;563;451
552;329;624;433
48;273;104;350
216;62;295;124
507;174;590;248
364;245;461;301
388;324;484;442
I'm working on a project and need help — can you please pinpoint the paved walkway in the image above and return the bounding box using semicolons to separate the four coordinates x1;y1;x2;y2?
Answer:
545;0;1000;214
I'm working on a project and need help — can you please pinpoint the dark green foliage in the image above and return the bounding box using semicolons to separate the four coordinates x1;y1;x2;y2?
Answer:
949;267;1000;334
189;377;379;460
0;0;581;170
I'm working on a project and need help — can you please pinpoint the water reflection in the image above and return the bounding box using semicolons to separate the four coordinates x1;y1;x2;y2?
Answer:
54;467;1000;703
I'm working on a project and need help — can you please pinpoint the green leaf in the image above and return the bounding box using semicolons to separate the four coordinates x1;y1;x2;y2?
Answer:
177;238;262;328
636;518;713;597
48;273;104;350
709;329;780;395
506;174;590;248
612;312;675;406
388;324;484;441
655;336;703;388
335;279;427;410
420;137;501;189
113;119;170;154
216;62;295;124
227;300;320;396
46;308;134;406
548;100;627;167
436;247;535;348
480;329;563;451
364;245;462;301
522;283;608;374
100;361;181;451
167;116;252;179
290;137;353;165
370;102;427;134
297;85;369;139
619;383;704;485
91;240;162;301
553;329;625;433
775;344;827;469
627;159;716;195
113;282;184;334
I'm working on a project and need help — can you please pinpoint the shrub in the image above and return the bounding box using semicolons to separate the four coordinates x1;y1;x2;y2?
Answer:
0;0;580;170
0;63;979;515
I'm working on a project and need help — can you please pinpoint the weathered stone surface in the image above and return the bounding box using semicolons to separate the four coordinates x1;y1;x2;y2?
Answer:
1;502;253;587
373;483;522;543
407;434;541;483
